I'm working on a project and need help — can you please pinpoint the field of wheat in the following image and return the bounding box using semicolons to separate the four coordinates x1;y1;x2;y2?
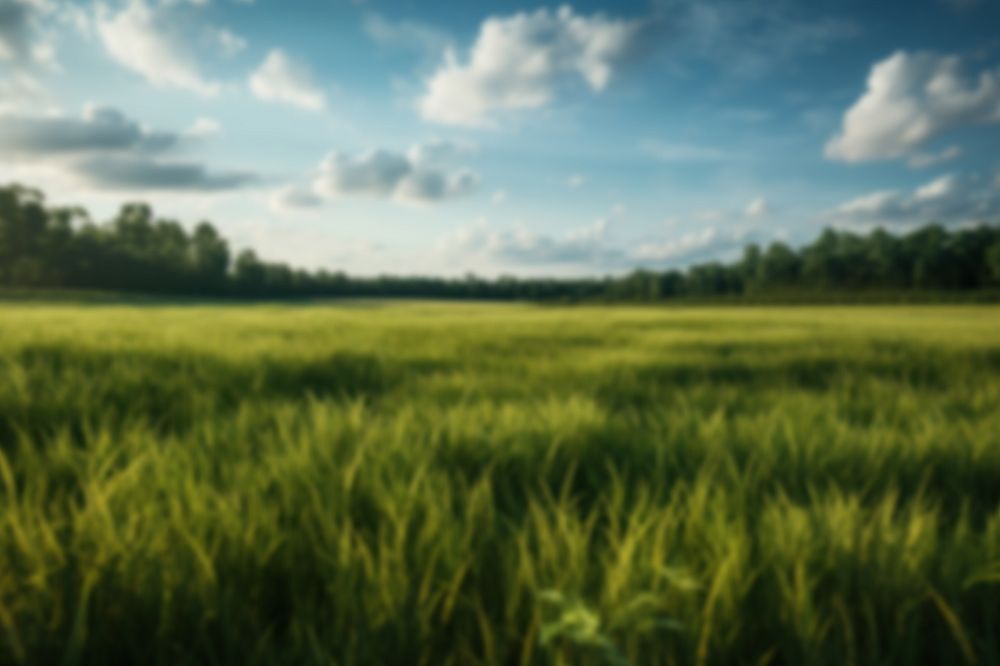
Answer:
1;301;999;665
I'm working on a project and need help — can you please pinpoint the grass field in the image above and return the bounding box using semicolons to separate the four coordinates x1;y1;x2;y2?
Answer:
2;302;1000;665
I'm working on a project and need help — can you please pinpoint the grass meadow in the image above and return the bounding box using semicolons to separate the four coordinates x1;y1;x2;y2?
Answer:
2;301;1000;665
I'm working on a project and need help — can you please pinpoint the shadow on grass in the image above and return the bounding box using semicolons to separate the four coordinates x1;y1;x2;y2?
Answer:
591;350;989;411
0;345;442;444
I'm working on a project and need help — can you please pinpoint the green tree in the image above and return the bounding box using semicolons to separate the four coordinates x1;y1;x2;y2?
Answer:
758;241;801;287
866;228;907;288
190;222;230;287
0;185;51;285
739;244;762;291
234;249;266;292
987;240;1000;285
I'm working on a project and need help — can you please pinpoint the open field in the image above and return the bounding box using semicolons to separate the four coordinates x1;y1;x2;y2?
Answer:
2;302;1000;665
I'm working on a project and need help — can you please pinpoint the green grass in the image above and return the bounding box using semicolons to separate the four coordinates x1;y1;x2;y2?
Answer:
2;301;1000;665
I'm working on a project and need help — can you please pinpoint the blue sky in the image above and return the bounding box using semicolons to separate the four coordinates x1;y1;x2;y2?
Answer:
1;0;999;276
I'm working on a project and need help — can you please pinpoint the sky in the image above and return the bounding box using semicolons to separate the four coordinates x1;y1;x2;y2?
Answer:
1;0;999;277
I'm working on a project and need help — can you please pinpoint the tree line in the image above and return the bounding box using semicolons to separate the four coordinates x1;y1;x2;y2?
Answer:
2;183;1000;302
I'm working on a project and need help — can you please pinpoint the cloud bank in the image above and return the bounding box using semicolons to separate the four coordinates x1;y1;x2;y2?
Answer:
438;218;623;267
0;105;255;192
829;173;1000;226
0;105;177;154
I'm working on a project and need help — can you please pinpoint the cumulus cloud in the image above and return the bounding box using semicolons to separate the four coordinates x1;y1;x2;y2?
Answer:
315;150;410;198
419;6;647;127
311;141;478;205
829;173;1000;226
825;51;1000;163
0;105;177;154
249;49;325;111
75;155;256;191
395;168;478;205
94;0;222;96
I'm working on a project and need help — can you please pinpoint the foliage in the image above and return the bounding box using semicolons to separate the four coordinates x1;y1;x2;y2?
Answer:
3;183;1000;300
1;302;1000;664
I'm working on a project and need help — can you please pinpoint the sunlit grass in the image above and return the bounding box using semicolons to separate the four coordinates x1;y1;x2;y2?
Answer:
1;302;999;664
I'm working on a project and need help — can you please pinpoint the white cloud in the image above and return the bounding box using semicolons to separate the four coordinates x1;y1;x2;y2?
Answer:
744;197;769;218
825;51;1000;163
835;190;901;217
437;214;762;271
184;117;221;138
908;145;962;169
566;173;585;188
914;174;958;201
95;0;221;96
311;141;478;205
438;217;622;266
492;189;507;204
435;202;781;272
419;6;645;128
830;173;1000;226
633;224;773;267
634;227;719;262
249;49;325;111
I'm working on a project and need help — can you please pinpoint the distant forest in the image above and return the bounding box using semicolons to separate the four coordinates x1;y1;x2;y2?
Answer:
3;183;1000;302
